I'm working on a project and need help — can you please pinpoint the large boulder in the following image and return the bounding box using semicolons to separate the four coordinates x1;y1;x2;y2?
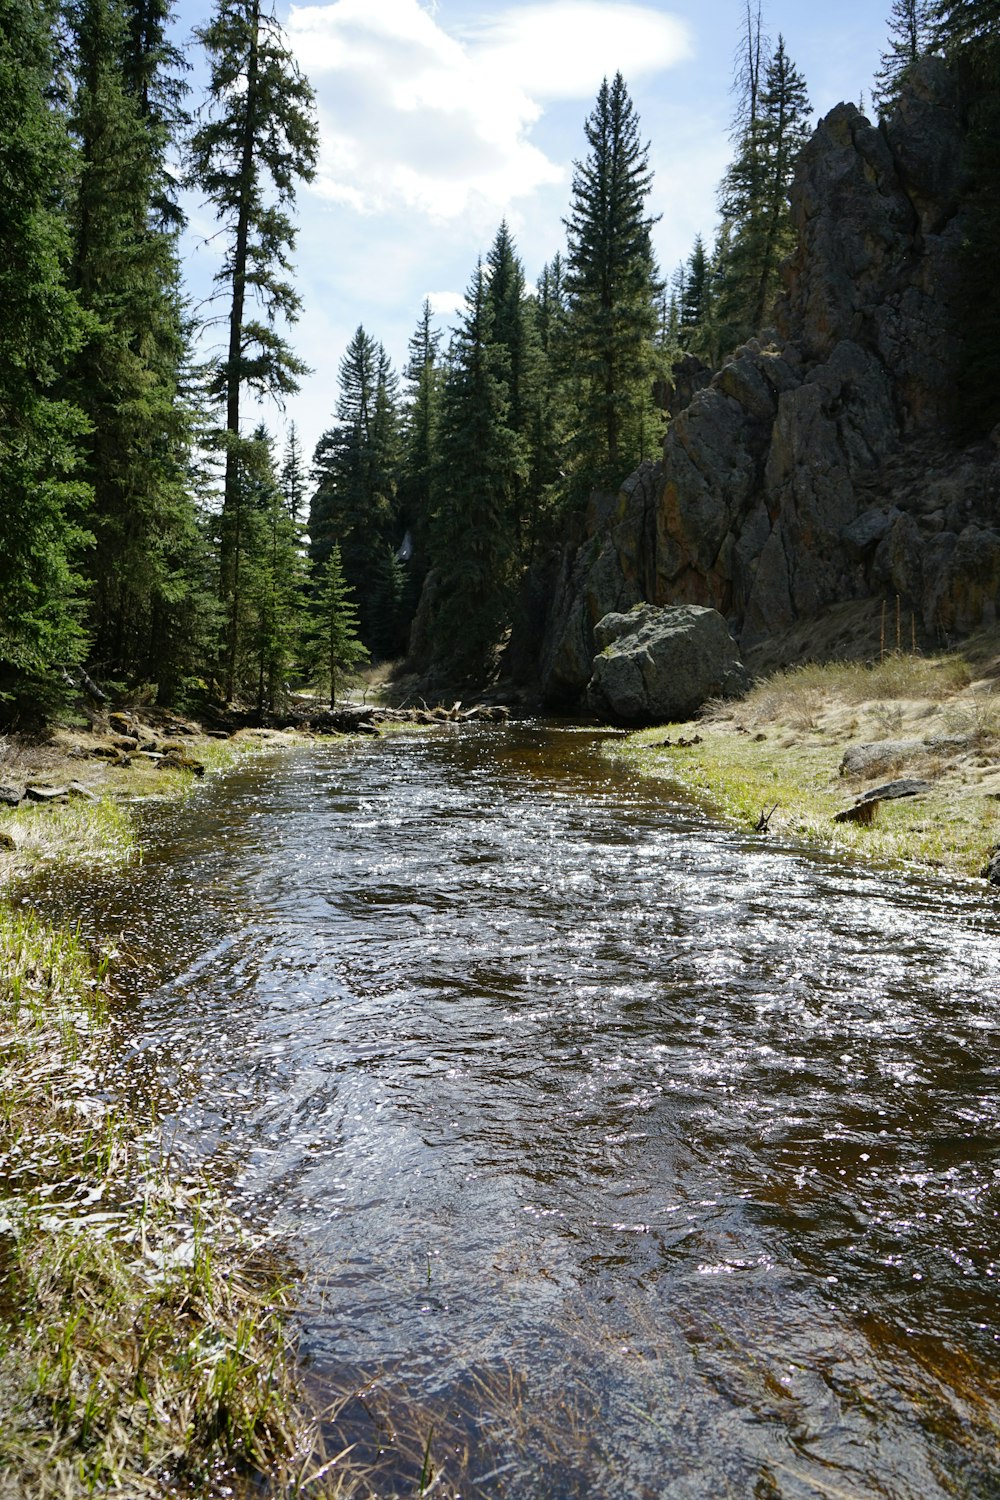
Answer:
586;604;750;725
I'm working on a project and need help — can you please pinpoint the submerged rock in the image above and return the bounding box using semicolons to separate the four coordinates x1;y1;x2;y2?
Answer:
586;603;749;725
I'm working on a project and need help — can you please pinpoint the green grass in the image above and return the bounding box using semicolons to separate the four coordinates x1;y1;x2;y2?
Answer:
0;903;326;1497
610;651;1000;879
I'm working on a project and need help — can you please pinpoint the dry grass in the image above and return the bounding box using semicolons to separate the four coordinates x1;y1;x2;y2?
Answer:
0;740;468;1500
0;906;322;1498
729;652;973;730
614;646;1000;879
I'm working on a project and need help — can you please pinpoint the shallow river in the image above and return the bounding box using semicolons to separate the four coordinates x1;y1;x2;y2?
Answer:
52;725;1000;1497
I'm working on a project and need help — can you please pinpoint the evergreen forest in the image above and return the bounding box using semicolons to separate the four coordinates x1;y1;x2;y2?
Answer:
2;0;998;719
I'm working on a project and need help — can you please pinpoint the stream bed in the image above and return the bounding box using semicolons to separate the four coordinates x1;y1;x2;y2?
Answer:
43;724;1000;1497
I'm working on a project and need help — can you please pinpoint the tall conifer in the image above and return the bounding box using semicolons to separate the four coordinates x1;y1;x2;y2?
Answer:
65;0;194;685
429;262;526;678
0;0;91;712
716;34;811;345
309;328;400;651
187;0;318;697
564;73;661;495
873;1;934;114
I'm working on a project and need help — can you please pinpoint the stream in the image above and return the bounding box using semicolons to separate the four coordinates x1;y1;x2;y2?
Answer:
43;724;1000;1497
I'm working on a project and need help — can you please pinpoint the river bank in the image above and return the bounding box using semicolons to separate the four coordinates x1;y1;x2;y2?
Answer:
0;720;356;1498
2;647;998;1493
606;638;1000;882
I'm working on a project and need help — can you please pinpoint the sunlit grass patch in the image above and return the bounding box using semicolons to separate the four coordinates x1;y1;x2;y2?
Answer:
0;904;328;1498
731;651;973;727
611;723;998;879
1;793;139;872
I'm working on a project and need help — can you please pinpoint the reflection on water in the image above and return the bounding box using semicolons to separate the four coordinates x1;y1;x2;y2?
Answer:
43;727;1000;1497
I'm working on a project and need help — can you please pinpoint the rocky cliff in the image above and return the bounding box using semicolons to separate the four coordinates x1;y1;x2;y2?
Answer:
534;60;1000;706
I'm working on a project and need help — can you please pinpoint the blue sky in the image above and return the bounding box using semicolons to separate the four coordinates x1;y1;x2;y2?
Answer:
170;0;890;463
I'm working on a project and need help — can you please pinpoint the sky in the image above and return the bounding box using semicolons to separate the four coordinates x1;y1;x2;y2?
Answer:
170;0;891;464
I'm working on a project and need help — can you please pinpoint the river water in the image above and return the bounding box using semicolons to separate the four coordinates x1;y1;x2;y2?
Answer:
50;725;1000;1497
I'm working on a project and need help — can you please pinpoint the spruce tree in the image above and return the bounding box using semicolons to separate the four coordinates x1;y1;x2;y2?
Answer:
428;262;526;679
244;427;306;710
931;0;1000;46
280;421;306;524
873;1;934;115
529;255;572;547
121;0;189;224
484;221;542;557
309;327;400;651
398;298;441;568
187;0;318;698
564;73;662;495
932;1;1000;432
310;544;368;708
65;0;194;686
716;34;811;346
0;0;91;712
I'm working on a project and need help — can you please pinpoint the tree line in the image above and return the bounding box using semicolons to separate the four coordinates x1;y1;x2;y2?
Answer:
1;1;995;716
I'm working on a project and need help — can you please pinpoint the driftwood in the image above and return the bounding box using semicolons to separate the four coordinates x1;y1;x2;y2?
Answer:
754;803;779;833
834;777;931;825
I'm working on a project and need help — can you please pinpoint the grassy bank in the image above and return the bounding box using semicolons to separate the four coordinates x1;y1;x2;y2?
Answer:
607;646;1000;879
0;723;336;1497
0;906;326;1496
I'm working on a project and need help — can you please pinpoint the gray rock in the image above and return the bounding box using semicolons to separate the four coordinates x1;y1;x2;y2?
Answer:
519;61;998;702
982;848;1000;886
840;741;925;777
24;784;70;802
855;777;932;803
587;604;750;725
0;785;21;807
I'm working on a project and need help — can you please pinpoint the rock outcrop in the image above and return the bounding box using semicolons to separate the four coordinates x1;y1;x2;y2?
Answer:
533;60;1000;708
586;604;749;725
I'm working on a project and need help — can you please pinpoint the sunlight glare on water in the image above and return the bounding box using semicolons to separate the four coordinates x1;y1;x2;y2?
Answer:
50;726;1000;1498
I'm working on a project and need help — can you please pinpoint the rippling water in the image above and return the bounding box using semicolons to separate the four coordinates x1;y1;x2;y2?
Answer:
47;726;1000;1497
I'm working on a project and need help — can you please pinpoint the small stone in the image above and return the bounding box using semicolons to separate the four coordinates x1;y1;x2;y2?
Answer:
108;712;137;739
67;781;97;801
0;785;21;807
24;784;69;803
0;830;17;851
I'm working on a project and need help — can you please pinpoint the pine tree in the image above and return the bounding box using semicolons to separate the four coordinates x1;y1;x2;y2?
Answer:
120;0;189;225
280;421;306;524
528;255;572;547
309;327;400;650
716;34;811;346
310;544;368;707
65;0;194;686
0;0;91;713
244;427;306;710
564;73;662;495
187;0;318;698
932;1;1000;432
484;221;542;557
931;0;1000;46
874;1;934;115
393;303;441;651
428;262;526;679
398;298;441;564
680;236;711;336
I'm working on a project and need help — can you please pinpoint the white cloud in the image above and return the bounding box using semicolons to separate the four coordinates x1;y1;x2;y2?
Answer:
426;290;467;320
286;0;690;221
462;3;692;100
